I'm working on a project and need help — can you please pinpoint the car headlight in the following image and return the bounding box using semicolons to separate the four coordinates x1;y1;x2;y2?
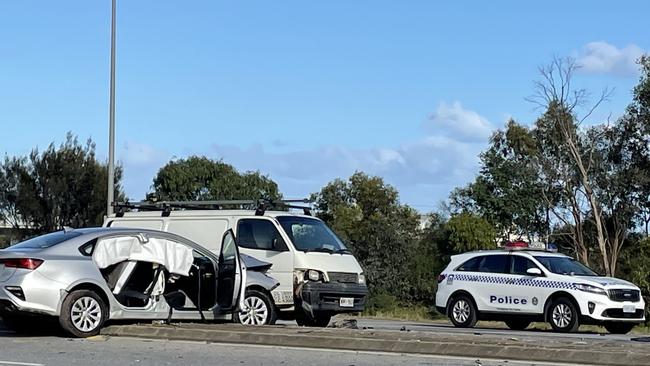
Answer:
358;273;366;285
306;269;323;282
574;283;607;296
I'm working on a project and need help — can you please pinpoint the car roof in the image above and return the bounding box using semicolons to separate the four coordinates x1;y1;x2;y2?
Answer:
453;249;569;259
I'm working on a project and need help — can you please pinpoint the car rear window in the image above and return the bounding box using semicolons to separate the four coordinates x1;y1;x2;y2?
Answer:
8;231;83;250
457;256;482;271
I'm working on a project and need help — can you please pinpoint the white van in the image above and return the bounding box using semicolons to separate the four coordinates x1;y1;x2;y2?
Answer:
103;200;368;327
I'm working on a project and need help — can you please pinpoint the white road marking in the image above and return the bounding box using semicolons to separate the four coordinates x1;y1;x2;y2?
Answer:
0;361;45;366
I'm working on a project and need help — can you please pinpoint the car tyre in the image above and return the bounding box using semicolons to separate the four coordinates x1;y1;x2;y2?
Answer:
548;298;579;333
504;319;531;331
604;322;636;334
59;289;107;338
234;289;277;326
295;310;331;327
448;294;478;328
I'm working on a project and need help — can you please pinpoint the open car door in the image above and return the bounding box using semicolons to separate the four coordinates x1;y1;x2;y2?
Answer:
93;234;194;318
216;229;245;312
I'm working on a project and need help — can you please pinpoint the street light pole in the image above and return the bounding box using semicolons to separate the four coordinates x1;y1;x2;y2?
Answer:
107;0;116;216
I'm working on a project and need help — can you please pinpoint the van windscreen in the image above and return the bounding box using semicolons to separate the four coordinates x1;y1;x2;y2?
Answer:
276;217;348;254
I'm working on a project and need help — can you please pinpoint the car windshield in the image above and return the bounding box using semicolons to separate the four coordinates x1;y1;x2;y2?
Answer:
7;230;83;250
534;256;599;276
276;216;348;253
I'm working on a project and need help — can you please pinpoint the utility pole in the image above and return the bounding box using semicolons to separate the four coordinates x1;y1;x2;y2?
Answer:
107;0;116;216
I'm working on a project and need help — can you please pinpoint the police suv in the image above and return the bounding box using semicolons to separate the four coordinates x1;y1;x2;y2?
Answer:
435;242;645;334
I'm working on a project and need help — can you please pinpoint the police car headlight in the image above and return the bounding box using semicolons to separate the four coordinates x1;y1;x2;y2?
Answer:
574;283;607;296
358;273;366;285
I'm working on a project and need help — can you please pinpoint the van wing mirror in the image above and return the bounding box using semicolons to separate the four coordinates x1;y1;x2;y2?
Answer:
271;237;288;252
526;267;542;276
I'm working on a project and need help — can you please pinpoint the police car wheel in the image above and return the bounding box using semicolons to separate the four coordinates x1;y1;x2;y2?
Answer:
548;298;579;332
504;319;531;331
603;322;636;334
448;295;477;328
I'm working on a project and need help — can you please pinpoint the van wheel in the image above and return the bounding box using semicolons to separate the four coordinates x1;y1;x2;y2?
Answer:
604;323;636;334
295;310;331;327
548;298;579;333
59;290;107;338
505;320;531;330
234;289;277;326
448;295;478;328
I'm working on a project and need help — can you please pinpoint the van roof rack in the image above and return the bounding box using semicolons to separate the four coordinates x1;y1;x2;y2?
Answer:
112;199;313;217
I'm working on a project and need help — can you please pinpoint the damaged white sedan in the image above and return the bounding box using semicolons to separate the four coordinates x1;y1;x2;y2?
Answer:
0;227;278;337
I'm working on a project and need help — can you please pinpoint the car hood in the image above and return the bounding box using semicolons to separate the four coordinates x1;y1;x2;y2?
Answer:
240;253;273;272
574;276;638;289
294;252;363;274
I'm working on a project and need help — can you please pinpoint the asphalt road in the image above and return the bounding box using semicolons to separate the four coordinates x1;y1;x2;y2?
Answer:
0;329;587;366
2;318;647;365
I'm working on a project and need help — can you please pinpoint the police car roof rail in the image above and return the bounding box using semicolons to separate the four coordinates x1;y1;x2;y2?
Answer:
112;199;313;217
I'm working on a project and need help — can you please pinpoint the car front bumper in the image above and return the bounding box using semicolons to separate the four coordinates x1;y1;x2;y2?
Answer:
576;291;645;323
299;282;368;313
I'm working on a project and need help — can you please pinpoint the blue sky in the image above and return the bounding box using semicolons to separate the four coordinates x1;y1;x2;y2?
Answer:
1;1;648;210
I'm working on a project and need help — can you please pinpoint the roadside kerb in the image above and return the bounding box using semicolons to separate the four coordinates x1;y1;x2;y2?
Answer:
101;323;650;365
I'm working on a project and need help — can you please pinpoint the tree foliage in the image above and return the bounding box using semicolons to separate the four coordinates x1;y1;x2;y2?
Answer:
313;172;432;303
0;133;125;235
447;212;497;253
450;120;547;242
148;156;281;201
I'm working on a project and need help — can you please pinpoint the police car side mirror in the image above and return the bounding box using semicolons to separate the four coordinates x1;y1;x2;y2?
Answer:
526;268;543;276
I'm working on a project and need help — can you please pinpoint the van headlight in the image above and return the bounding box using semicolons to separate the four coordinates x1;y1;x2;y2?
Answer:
358;273;366;285
306;269;323;282
574;283;607;296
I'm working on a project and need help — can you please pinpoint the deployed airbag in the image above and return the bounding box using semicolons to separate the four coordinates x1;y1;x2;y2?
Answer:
93;236;194;276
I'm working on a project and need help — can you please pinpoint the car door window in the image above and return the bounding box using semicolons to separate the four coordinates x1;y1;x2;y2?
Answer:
237;219;285;251
510;255;541;275
477;255;508;273
456;256;482;271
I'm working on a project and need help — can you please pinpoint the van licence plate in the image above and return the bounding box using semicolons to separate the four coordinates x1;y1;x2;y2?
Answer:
623;305;636;313
340;297;354;307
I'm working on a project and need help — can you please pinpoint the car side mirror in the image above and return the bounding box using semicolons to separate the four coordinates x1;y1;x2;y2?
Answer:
272;237;286;251
526;267;542;276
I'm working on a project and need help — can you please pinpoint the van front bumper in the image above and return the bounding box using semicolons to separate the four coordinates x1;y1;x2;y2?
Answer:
300;282;368;313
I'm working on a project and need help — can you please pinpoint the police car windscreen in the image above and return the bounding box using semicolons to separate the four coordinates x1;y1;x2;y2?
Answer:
533;256;598;276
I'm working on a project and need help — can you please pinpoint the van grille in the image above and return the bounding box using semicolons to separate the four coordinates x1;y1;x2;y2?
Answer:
608;289;640;302
601;308;645;319
328;272;358;283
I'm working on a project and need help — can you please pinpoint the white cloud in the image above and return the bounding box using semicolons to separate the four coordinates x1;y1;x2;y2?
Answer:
118;103;493;208
424;101;494;142
575;41;644;76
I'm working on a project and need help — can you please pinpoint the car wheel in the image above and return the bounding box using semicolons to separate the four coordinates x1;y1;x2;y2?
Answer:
234;289;277;326
504;319;531;330
59;289;107;338
448;295;478;328
604;322;636;334
548;298;579;333
295;310;331;327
